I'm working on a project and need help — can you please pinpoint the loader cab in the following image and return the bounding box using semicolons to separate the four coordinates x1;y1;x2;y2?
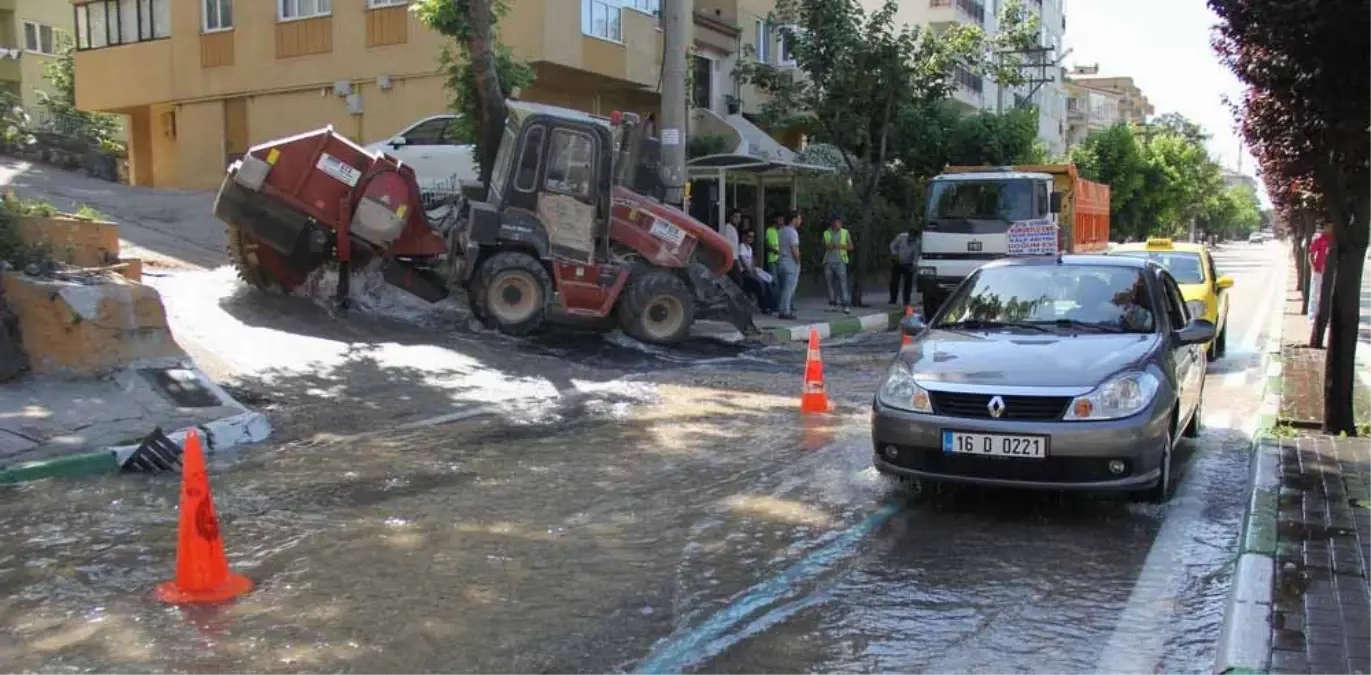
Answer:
487;105;616;265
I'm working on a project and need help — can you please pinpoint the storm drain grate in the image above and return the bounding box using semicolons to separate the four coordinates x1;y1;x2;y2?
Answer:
120;427;183;474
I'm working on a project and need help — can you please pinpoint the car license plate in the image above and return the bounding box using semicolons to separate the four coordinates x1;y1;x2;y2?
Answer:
942;430;1047;458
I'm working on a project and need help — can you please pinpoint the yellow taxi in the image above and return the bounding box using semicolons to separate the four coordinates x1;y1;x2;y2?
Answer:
1109;237;1234;361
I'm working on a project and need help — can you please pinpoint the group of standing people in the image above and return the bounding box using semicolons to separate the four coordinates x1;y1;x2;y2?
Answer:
717;208;924;320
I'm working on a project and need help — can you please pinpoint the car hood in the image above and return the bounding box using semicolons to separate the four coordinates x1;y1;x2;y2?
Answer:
1178;282;1211;303
903;329;1162;388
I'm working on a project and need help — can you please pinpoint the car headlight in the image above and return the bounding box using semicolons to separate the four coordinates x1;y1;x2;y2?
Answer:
1186;300;1208;321
1063;371;1160;421
877;361;933;413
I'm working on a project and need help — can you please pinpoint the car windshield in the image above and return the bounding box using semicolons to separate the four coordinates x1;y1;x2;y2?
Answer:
934;264;1157;333
1111;251;1205;284
928;179;1035;222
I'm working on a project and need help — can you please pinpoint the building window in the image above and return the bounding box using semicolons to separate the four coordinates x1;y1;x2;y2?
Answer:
955;0;985;25
582;0;622;42
279;0;332;21
753;20;770;62
776;25;798;65
203;0;233;32
23;22;58;56
366;0;407;6
952;65;983;94
545;128;596;202
74;0;171;50
626;0;659;15
690;53;713;110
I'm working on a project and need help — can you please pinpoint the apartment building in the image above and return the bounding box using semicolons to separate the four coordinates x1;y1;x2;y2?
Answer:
866;0;1068;157
0;0;76;111
1063;79;1124;148
70;0;776;191
1065;64;1154;126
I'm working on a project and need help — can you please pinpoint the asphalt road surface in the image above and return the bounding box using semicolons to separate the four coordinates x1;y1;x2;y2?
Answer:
0;242;1287;673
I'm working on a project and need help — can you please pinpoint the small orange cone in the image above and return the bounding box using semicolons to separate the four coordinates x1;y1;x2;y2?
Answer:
901;306;915;346
800;328;831;414
154;430;253;605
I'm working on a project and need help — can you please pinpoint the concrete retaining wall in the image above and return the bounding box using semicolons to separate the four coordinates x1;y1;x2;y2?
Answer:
1;271;184;378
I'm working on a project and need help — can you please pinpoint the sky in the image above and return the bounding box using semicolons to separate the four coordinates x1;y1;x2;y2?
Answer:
1060;0;1272;207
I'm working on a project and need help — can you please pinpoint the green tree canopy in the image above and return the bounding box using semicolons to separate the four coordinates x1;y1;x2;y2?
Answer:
1069;115;1229;241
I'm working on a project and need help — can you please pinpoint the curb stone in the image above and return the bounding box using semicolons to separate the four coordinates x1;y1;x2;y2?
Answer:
0;368;271;487
761;308;906;343
1214;259;1288;675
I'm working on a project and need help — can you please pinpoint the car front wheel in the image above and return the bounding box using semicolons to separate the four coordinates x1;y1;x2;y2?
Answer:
1136;429;1174;504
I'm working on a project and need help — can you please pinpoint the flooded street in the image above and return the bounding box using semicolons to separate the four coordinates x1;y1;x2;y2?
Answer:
0;244;1285;673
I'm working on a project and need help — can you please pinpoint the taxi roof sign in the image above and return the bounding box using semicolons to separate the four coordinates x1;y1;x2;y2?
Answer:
1145;237;1173;248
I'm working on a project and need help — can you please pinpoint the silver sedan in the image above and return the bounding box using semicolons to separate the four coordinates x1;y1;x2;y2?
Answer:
871;255;1215;503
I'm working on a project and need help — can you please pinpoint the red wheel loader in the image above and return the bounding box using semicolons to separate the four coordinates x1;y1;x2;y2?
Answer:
213;101;759;345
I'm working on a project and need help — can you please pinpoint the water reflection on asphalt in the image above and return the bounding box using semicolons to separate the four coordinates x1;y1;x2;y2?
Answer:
0;330;1250;674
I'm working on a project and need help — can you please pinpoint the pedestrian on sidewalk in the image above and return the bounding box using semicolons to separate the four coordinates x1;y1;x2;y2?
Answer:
722;208;743;287
822;214;853;314
776;211;803;320
764;212;782;300
738;229;776;313
888;226;920;307
1308;224;1332;326
849;230;868;307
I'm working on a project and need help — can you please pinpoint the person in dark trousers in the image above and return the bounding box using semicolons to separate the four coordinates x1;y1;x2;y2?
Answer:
737;229;776;313
848;230;867;307
888;227;920;307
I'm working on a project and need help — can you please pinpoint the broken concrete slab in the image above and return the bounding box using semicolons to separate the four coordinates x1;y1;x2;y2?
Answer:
0;357;271;481
2;269;184;378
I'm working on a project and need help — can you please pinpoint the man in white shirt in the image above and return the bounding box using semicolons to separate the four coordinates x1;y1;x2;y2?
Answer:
721;209;742;258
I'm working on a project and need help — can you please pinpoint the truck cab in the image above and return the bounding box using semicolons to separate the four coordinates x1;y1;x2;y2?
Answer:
917;168;1061;317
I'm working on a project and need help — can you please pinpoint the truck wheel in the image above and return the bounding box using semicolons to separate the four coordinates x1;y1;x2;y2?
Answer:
618;270;696;345
474;251;551;337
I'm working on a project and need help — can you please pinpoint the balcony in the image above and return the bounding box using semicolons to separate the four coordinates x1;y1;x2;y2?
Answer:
507;0;664;90
73;38;174;112
927;0;984;28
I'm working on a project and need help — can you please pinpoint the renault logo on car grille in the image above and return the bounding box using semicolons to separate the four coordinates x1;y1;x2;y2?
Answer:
987;396;1006;418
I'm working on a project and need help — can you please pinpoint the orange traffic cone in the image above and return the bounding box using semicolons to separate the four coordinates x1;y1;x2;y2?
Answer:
800;328;831;414
154;430;253;605
901;306;915;346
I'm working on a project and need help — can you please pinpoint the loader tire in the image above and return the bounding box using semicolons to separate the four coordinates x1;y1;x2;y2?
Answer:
474;251;551;337
618;269;695;345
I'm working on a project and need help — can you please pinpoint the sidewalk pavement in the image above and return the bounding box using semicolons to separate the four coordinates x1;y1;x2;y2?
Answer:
693;291;915;344
0;358;271;485
1267;435;1371;674
1217;248;1371;675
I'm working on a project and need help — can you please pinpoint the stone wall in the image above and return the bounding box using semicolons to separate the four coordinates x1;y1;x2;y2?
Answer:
0;271;184;378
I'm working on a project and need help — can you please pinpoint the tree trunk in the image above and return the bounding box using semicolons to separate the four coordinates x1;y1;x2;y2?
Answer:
854;96;895;240
467;0;506;191
1309;244;1336;348
1323;238;1367;435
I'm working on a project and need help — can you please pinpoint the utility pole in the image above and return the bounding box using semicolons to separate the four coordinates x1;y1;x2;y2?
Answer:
659;0;688;208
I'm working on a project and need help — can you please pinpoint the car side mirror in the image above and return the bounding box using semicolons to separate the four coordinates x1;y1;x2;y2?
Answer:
1216;275;1234;290
899;314;927;338
389;136;408;148
1174;318;1216;346
1049;192;1063;214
